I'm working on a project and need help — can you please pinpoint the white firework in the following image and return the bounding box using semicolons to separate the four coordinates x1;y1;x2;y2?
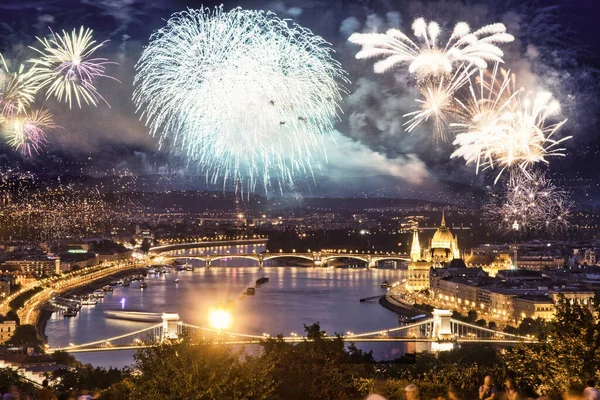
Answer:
403;66;474;140
484;170;572;235
133;7;347;192
451;66;571;183
348;18;514;81
0;56;37;119
28;27;117;109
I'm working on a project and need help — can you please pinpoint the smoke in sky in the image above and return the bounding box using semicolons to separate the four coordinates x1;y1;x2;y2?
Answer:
0;0;596;191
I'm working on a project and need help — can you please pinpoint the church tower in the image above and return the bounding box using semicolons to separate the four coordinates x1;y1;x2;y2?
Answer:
410;229;421;262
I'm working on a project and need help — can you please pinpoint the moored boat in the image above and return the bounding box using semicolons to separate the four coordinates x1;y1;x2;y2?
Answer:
93;289;105;298
140;282;148;289
81;297;97;306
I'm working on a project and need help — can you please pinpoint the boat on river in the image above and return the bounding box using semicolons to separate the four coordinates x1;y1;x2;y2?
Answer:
140;282;148;289
246;287;256;295
63;310;77;317
104;310;162;323
93;290;105;298
81;296;97;306
381;280;391;288
256;277;269;286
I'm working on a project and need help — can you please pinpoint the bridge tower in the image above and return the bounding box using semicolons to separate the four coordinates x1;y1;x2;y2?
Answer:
431;309;453;341
258;255;264;268
205;258;211;268
161;313;181;341
313;252;323;267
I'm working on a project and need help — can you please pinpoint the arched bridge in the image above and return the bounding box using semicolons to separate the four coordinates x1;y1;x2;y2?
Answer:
154;251;410;268
47;310;536;354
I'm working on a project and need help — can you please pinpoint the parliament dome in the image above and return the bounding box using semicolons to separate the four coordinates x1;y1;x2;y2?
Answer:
431;212;454;250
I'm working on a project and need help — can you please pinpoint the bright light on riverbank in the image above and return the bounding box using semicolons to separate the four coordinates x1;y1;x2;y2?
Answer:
209;309;232;331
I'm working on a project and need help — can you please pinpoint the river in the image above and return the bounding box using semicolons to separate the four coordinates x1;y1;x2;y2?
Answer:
44;244;431;368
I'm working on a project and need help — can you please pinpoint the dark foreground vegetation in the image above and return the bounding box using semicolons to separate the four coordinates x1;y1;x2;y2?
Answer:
0;298;597;399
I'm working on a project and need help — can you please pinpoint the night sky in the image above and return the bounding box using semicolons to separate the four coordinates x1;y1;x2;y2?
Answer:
0;0;598;195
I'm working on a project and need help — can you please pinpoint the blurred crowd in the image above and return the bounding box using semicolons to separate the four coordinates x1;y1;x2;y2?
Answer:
365;375;600;400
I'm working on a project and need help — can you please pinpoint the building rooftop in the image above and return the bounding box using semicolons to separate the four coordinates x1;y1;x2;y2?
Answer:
515;294;554;303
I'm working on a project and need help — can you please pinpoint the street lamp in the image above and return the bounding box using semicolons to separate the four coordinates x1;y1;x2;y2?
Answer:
512;220;519;269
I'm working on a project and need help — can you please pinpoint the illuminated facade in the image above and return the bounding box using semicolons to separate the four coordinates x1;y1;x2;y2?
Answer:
409;211;460;265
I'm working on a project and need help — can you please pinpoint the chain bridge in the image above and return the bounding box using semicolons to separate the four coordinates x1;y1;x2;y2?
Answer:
47;310;535;354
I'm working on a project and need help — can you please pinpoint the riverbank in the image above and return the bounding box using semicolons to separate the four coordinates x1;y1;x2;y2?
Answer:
36;268;147;339
379;287;425;318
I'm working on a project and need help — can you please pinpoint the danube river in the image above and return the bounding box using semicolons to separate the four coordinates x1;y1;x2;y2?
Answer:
45;244;430;368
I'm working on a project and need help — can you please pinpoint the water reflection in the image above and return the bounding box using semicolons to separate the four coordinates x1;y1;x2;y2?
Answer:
45;246;426;368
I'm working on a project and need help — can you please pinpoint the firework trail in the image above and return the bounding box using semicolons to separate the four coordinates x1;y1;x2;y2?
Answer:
483;170;572;236
3;109;56;157
348;18;513;82
134;7;347;192
28;27;118;108
451;65;571;182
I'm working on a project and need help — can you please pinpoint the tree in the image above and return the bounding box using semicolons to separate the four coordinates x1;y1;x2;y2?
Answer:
503;297;600;395
140;238;151;254
260;323;374;400
50;350;78;367
51;365;129;394
130;341;273;399
467;309;478;323
0;368;35;395
8;324;43;351
488;321;497;330
517;318;547;338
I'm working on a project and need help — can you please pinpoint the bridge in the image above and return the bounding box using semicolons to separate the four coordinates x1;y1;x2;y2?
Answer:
153;250;410;268
47;310;536;353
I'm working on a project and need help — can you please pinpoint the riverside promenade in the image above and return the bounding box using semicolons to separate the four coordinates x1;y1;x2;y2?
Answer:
0;260;144;326
379;285;425;318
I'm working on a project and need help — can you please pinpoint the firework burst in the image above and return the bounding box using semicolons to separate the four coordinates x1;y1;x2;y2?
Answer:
348;18;514;82
403;66;473;140
0;56;37;119
28;27;117;108
134;7;347;192
484;170;572;236
2;109;56;157
451;66;571;182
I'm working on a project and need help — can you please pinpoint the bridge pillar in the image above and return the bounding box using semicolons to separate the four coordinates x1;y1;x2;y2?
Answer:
205;258;211;268
368;257;377;269
258;255;264;268
161;313;181;341
432;309;453;341
313;252;322;267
